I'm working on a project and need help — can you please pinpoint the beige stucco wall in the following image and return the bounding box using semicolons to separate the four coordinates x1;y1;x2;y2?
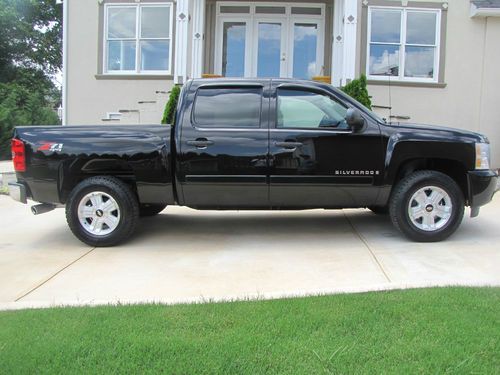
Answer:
66;0;499;168
366;1;500;168
66;1;173;125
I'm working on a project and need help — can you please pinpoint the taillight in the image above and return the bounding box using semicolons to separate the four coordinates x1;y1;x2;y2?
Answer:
11;139;26;172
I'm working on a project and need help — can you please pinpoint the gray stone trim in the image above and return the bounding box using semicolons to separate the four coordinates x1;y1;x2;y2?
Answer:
360;0;448;86
97;0;175;77
95;74;174;80
367;79;447;88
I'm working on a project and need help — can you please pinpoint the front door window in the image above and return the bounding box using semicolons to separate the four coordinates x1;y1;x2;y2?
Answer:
216;3;324;79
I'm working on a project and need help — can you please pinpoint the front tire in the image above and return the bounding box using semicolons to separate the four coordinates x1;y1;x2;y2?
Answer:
389;170;464;242
66;176;139;247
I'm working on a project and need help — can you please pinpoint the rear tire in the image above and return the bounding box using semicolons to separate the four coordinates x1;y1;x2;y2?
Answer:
66;176;139;247
139;203;167;217
389;170;464;242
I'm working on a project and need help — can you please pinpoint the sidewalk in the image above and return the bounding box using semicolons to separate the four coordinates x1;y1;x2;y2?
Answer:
0;160;13;174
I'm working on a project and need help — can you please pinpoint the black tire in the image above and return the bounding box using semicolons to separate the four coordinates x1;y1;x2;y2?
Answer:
389;170;464;242
66;176;139;247
368;206;389;215
139;203;167;217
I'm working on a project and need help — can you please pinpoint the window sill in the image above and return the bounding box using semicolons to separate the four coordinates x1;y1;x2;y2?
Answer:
367;80;447;89
95;74;174;80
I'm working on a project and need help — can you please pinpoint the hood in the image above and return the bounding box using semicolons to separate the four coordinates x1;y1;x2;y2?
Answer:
385;122;489;143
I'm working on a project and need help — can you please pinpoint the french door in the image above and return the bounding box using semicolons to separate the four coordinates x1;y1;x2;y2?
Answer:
253;19;287;78
215;3;325;79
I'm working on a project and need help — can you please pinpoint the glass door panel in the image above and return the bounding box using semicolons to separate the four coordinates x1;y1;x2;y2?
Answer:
255;22;283;77
292;23;319;79
222;22;247;77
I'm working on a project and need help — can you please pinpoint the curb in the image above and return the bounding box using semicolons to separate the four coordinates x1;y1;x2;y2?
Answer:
0;171;16;193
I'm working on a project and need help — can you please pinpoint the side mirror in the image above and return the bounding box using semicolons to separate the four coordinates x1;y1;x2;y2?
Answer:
346;108;365;132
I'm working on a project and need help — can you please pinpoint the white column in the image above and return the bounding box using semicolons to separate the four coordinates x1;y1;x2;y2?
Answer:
191;0;205;79
342;0;358;85
174;0;190;84
332;0;358;87
332;0;344;87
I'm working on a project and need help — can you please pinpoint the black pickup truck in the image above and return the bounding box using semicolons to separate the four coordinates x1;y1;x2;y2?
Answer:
9;79;498;246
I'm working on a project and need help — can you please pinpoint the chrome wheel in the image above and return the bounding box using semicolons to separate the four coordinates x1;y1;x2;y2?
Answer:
408;186;452;232
77;191;120;236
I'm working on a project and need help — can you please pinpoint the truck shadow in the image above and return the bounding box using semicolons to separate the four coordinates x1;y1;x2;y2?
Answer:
132;209;394;245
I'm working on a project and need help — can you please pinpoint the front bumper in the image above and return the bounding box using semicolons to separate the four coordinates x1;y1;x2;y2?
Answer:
468;170;498;209
8;182;27;204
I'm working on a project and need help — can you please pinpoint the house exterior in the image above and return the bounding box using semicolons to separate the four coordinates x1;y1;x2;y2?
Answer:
62;0;500;166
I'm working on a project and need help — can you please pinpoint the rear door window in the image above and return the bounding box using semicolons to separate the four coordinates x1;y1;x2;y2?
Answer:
193;87;263;128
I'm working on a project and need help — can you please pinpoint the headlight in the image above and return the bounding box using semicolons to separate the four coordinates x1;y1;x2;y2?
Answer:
475;143;490;170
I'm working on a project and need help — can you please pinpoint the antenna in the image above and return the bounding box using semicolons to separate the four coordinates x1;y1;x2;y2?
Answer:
387;52;393;123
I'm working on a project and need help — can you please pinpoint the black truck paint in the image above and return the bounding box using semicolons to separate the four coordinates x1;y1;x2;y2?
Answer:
9;79;498;245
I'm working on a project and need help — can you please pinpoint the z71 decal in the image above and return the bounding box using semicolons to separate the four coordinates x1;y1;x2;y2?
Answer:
37;142;63;153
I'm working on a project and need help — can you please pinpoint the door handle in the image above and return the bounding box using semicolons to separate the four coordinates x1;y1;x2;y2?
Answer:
187;139;214;148
274;141;303;149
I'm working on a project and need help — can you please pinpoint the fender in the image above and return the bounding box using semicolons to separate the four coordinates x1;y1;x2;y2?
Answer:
382;125;479;187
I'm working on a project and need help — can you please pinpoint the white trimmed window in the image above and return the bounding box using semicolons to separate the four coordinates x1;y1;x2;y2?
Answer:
367;7;441;83
104;3;173;74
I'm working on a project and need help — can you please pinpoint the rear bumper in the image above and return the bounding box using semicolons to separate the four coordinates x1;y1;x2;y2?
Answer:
468;170;498;208
8;182;27;204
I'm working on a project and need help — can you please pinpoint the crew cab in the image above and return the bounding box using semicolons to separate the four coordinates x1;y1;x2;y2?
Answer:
9;79;498;246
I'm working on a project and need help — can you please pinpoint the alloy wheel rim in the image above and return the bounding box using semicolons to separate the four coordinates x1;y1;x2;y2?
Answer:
408;186;453;232
77;191;120;236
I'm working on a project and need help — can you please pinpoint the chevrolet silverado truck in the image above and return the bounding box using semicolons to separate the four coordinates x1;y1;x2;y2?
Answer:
9;79;498;246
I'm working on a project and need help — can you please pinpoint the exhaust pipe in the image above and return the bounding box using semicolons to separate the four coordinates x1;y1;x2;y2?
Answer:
31;203;56;215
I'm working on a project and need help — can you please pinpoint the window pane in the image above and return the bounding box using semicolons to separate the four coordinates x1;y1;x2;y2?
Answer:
291;7;322;15
405;46;435;78
370;10;401;43
194;88;262;128
108;7;136;39
141;40;169;71
220;6;250;14
293;24;318;79
107;41;136;71
406;12;437;45
255;6;286;14
141;6;170;38
257;23;281;78
277;89;348;129
369;44;400;76
222;22;246;77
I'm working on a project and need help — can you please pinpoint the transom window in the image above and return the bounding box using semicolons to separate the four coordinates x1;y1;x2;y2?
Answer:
277;89;349;129
367;7;441;83
104;3;173;74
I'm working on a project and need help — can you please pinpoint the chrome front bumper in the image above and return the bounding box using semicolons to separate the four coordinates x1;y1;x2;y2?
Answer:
8;182;27;204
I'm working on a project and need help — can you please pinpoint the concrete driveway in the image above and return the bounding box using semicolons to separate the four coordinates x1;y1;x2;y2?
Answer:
0;193;499;310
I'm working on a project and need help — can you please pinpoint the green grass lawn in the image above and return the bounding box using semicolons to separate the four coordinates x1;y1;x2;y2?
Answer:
0;287;499;374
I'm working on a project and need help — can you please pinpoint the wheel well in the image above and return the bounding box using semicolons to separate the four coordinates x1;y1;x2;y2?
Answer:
393;158;469;204
60;158;137;203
